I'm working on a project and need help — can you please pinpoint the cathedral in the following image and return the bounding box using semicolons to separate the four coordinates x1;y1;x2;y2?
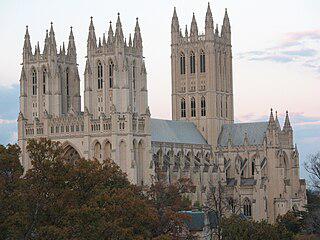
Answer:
18;3;307;223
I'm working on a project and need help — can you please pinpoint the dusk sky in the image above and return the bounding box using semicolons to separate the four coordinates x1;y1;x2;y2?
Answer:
0;0;319;179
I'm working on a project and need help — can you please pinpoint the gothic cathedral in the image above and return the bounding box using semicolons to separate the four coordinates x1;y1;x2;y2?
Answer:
18;3;307;223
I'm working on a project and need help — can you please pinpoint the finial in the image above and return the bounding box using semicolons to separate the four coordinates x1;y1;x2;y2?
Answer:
90;16;93;20
50;22;53;26
70;26;73;30
26;25;28;30
117;12;120;16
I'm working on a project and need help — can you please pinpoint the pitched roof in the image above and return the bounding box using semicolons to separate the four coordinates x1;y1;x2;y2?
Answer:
218;122;268;147
151;118;207;145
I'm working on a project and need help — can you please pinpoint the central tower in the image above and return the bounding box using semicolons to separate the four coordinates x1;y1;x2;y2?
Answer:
171;4;234;147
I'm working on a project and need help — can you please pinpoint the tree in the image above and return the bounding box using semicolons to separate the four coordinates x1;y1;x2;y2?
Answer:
276;211;303;235
148;168;193;239
221;215;293;240
305;152;320;191
206;180;241;239
0;144;24;239
0;138;193;240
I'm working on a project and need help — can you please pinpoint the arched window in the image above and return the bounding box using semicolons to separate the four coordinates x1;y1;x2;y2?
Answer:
190;51;195;74
180;52;186;75
191;97;196;117
42;69;46;95
66;68;70;96
109;61;114;88
32;68;37;95
200;50;206;73
243;198;252;217
132;63;136;90
180;98;186;118
226;97;228;118
252;160;255;176
97;61;103;89
201;96;206;116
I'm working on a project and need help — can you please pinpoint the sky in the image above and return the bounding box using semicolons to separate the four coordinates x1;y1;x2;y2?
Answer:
0;0;319;180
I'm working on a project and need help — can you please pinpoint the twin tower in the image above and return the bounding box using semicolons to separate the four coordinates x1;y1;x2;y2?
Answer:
20;14;148;122
171;4;234;147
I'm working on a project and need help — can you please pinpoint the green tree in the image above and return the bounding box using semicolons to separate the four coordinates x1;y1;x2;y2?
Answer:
221;215;293;240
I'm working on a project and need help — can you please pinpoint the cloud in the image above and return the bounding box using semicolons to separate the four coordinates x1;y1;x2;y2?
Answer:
239;29;320;75
0;119;16;124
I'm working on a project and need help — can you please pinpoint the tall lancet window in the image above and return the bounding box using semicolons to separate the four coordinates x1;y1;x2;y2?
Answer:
132;63;136;90
180;52;186;75
66;68;70;96
109;61;114;88
190;51;195;74
32;68;37;95
201;96;206;116
180;98;186;118
200;50;206;73
42;69;46;95
191;97;196;117
97;61;103;90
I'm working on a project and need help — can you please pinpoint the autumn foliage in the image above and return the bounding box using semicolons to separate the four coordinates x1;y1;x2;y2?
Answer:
0;138;192;240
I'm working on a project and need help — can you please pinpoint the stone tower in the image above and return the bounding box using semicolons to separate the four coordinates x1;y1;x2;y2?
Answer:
171;4;234;147
19;24;81;121
83;15;151;185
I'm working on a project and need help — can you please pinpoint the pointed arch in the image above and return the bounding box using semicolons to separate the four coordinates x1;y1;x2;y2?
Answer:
119;140;126;171
97;60;103;89
61;142;81;164
137;139;145;185
93;141;102;160
200;49;206;73
243;198;252;217
201;96;206;116
104;140;112;160
190;51;196;74
108;59;114;88
32;67;37;95
180;52;186;75
191;97;196;117
180;98;186;118
42;67;47;95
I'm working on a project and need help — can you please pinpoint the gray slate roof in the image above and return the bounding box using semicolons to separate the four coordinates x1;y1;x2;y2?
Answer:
151;118;207;145
218;122;268;147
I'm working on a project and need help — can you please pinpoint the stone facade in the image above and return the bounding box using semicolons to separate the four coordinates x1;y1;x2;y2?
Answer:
18;3;306;223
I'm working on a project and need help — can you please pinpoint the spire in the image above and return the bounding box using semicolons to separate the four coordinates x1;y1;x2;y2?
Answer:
43;29;49;55
283;111;292;131
98;37;102;47
185;25;188;38
115;13;124;45
133;17;142;50
275;111;281;130
190;13;198;39
215;23;219;36
87;17;97;52
128;33;132;47
62;42;66;55
23;25;32;60
205;2;214;40
67;26;76;59
107;21;114;45
49;22;57;54
222;8;231;41
268;108;276;130
102;33;106;46
171;7;180;44
35;41;40;56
